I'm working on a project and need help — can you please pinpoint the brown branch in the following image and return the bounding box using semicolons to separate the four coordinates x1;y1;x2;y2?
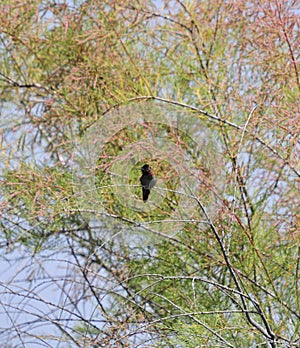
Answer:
188;189;277;344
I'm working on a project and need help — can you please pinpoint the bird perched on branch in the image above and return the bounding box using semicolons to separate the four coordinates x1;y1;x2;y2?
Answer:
140;164;157;202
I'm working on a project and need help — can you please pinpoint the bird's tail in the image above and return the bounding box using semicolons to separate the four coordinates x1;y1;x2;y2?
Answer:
142;187;150;202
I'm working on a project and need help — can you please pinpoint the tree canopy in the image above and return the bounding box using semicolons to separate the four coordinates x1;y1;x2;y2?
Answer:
0;1;299;347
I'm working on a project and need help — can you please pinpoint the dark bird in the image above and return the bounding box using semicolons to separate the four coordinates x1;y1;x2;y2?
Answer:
140;164;157;202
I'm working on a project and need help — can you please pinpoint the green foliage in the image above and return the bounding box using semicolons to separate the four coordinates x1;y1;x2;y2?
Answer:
2;163;79;251
0;0;299;347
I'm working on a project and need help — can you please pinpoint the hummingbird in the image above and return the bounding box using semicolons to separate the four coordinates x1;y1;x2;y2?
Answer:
140;164;157;202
